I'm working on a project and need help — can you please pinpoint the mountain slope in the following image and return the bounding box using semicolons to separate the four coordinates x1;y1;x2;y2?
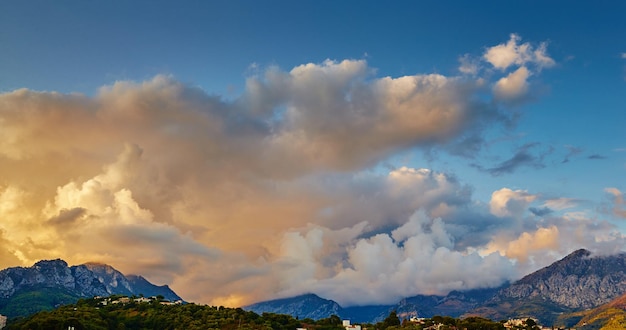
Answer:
244;287;503;323
468;249;626;325
245;249;626;325
126;274;180;300
393;286;503;320
0;259;182;318
245;293;342;320
568;292;626;329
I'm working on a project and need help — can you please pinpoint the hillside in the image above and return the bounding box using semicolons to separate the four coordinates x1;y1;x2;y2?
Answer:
0;259;182;318
5;297;507;330
245;287;503;323
244;293;342;320
246;249;626;326
468;249;626;325
5;297;355;330
566;293;626;329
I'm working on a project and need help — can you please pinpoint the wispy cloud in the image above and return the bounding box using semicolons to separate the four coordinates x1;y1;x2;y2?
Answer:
529;206;553;216
481;143;550;176
562;145;583;163
605;188;626;219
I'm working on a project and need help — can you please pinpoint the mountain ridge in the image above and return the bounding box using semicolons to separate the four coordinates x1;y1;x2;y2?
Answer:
468;248;626;324
245;249;626;325
0;258;182;318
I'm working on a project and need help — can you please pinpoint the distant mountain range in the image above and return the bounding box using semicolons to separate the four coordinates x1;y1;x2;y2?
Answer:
0;259;181;318
244;287;503;324
4;249;626;327
245;249;626;326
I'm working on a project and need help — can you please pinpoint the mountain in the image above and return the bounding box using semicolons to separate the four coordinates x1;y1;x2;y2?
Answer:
244;293;342;320
570;292;626;329
244;287;503;324
393;286;504;320
468;249;626;325
0;259;182;318
245;249;626;326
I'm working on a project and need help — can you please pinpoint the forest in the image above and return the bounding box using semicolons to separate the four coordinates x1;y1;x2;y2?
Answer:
5;296;532;330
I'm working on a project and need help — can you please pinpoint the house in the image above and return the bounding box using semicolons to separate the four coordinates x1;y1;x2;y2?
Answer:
343;320;361;330
409;317;426;324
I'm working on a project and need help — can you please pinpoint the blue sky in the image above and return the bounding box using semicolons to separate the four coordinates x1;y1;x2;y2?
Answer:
0;1;625;306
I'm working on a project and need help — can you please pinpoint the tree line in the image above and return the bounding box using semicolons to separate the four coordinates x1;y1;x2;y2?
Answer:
5;296;538;330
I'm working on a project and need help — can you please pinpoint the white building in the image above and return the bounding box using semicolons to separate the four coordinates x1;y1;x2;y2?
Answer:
343;320;361;330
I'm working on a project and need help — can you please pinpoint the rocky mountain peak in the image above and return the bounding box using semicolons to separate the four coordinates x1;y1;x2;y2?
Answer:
467;249;626;324
565;248;591;259
0;259;182;318
33;259;69;269
82;262;115;272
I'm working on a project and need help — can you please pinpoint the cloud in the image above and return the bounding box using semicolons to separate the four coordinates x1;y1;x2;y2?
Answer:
529;207;553;216
493;66;530;101
562;145;583;163
458;54;480;75
272;211;517;306
484;143;549;176
588;154;607;160
543;197;579;211
0;36;617;307
489;188;537;218
606;188;626;218
482;209;626;272
480;34;554;105
493;226;561;263
483;34;555;70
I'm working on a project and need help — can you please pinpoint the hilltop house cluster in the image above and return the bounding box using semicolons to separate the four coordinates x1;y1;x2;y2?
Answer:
406;316;551;330
299;317;554;330
95;295;183;306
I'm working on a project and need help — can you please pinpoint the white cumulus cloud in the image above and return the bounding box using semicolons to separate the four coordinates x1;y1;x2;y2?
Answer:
484;33;555;70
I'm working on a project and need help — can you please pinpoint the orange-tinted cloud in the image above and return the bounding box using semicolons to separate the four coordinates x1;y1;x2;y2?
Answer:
0;49;622;307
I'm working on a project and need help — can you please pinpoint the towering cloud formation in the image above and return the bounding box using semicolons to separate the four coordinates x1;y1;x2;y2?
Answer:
0;36;622;306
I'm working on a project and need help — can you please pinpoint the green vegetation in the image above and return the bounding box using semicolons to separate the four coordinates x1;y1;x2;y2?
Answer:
569;307;626;330
473;296;575;327
599;313;626;330
3;298;530;330
5;296;345;330
555;293;626;330
0;287;81;319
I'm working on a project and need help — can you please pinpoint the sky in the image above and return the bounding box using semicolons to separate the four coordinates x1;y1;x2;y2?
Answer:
0;1;625;307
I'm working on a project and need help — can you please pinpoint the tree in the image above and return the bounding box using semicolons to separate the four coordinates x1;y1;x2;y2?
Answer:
382;311;401;329
524;318;539;330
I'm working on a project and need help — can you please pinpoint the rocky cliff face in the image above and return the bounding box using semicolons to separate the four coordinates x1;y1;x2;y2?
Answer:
0;260;88;299
246;249;626;325
494;249;626;309
468;249;626;325
0;259;181;308
80;262;134;296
